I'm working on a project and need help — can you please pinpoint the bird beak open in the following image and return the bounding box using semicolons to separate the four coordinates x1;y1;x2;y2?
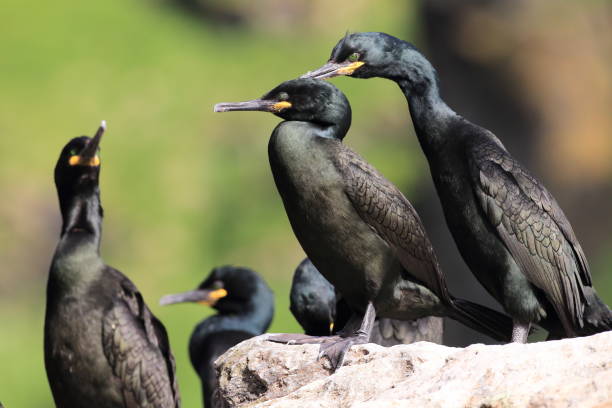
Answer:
301;61;365;80
214;99;292;113
69;120;105;167
159;288;228;307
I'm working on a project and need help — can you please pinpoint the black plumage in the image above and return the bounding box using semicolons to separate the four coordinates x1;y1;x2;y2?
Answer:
160;266;273;408
301;32;612;341
214;79;513;369
44;122;180;408
290;258;346;336
291;258;443;344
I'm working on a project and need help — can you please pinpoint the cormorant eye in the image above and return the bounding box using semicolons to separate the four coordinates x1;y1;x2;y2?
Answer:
278;92;289;101
69;148;78;156
348;52;360;62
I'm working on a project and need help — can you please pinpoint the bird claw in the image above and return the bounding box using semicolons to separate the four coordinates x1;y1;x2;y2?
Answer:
316;333;370;371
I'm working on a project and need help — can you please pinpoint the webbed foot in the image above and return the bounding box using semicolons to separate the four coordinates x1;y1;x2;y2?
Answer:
317;329;370;370
267;333;343;345
270;302;377;372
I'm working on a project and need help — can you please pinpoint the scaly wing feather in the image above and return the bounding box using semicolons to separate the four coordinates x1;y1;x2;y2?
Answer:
470;140;588;333
102;270;180;408
333;145;451;304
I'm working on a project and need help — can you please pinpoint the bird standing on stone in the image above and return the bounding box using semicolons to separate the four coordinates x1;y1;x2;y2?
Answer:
301;32;612;341
44;122;180;408
160;266;273;408
214;79;513;369
291;258;443;345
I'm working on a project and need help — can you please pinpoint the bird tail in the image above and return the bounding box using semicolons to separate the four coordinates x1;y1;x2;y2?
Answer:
448;298;513;342
578;287;612;336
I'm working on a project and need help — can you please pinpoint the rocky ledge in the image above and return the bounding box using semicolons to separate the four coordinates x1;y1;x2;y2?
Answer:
215;331;611;408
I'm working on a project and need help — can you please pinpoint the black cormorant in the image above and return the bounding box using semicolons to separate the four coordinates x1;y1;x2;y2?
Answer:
214;79;513;369
290;258;346;336
44;122;180;407
291;258;443;344
301;32;612;341
160;266;273;408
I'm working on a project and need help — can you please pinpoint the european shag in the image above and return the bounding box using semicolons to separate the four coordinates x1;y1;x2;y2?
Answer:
160;266;273;408
291;258;443;344
214;79;513;369
290;258;347;336
301;32;612;341
44;122;180;407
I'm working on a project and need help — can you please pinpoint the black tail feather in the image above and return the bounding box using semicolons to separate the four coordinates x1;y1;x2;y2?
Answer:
449;298;513;342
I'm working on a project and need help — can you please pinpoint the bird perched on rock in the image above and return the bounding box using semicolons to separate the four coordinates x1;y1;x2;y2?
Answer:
160;266;273;408
44;122;180;408
291;258;443;345
214;79;513;369
301;32;612;341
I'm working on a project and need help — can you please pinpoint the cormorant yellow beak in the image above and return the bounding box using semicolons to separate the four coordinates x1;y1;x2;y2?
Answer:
214;99;292;113
272;101;292;111
159;288;228;307
69;155;101;167
301;61;365;80
198;288;228;306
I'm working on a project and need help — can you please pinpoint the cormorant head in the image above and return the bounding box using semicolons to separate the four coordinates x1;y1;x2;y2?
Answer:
290;258;338;336
160;265;274;316
54;121;105;231
214;79;351;139
301;32;437;95
55;121;104;192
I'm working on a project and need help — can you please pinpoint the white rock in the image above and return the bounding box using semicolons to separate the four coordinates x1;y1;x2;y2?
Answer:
215;332;612;408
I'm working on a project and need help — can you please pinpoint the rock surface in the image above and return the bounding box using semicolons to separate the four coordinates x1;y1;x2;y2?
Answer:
215;331;612;408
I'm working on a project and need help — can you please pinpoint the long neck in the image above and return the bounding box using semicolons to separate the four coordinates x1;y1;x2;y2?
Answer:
384;47;458;153
269;120;343;180
397;77;457;154
313;123;345;140
58;187;103;249
52;184;104;284
49;188;104;296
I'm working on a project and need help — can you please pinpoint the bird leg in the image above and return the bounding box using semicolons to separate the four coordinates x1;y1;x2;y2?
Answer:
511;320;530;343
268;302;377;371
333;311;364;336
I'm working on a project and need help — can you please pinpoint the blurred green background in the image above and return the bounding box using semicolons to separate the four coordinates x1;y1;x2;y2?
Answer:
1;0;610;407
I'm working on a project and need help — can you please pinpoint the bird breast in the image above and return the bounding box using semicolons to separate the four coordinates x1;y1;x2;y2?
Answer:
268;125;399;309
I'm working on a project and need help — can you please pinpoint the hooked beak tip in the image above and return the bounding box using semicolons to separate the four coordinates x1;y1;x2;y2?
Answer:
100;120;107;130
213;104;226;113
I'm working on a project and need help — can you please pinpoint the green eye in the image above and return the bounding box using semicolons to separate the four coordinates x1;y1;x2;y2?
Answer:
348;52;360;62
69;148;78;156
278;92;289;101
